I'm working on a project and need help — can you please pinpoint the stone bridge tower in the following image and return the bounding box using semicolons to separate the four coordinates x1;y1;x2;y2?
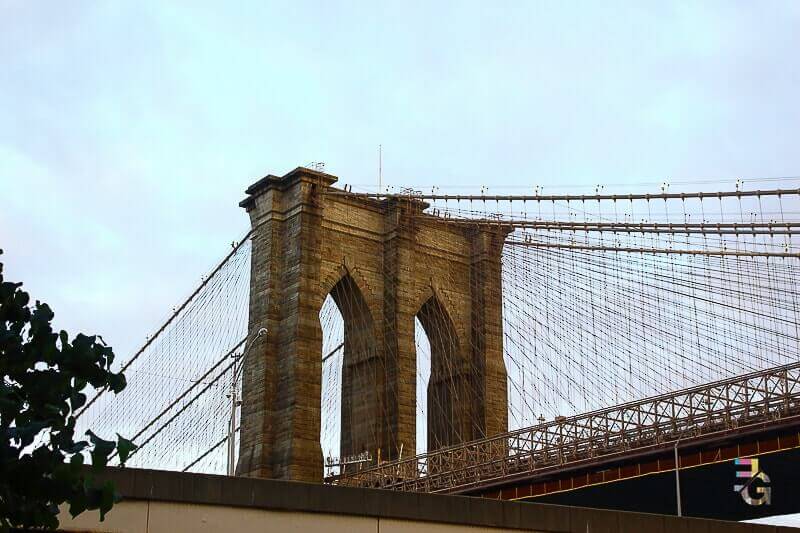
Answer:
236;168;510;482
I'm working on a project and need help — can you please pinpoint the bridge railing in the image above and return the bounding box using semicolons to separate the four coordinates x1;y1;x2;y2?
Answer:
332;362;800;493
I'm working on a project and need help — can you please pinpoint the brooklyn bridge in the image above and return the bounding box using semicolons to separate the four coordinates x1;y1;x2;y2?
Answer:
74;167;800;522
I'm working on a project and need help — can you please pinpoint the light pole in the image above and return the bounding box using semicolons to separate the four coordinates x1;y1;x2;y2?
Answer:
227;327;268;476
674;437;682;517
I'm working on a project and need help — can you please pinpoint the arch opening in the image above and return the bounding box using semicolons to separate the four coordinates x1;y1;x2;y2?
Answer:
415;295;470;451
319;273;378;476
414;317;431;456
319;294;343;476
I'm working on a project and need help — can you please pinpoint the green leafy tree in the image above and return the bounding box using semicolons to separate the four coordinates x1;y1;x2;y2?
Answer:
0;250;136;530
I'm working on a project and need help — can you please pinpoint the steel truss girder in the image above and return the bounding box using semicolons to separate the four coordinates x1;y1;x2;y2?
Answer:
332;362;800;493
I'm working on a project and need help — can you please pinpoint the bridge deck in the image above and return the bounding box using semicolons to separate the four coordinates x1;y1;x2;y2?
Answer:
332;362;800;493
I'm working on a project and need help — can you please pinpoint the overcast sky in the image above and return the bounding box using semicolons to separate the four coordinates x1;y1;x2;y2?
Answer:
1;0;799;364
2;1;800;524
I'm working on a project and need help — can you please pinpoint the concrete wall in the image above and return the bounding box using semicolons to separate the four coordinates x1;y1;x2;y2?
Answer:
54;468;797;533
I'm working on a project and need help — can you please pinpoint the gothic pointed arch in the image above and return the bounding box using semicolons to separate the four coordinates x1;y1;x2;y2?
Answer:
415;292;471;450
320;271;381;463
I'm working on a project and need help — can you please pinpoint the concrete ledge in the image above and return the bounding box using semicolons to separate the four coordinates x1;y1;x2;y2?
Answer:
79;467;797;533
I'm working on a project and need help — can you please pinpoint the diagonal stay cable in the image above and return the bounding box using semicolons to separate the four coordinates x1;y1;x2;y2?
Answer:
182;427;239;473
121;357;237;462
75;231;253;420
111;337;246;461
121;327;268;463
